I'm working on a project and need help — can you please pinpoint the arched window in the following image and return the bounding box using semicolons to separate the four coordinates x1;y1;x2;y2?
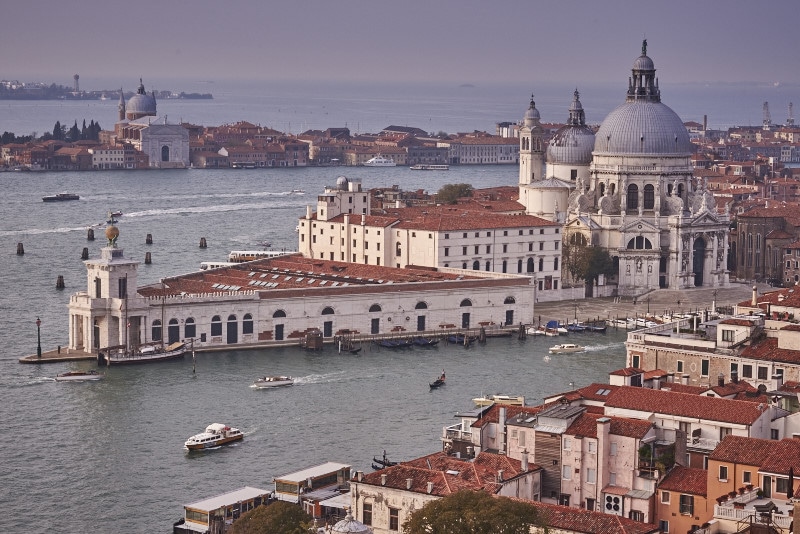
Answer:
627;184;639;211
626;236;653;249
161;145;169;162
599;183;606;197
504;296;516;304
395;242;402;257
369;304;382;312
273;310;286;318
243;313;253;335
610;183;616;195
168;318;180;344
538;258;544;271
526;258;534;272
570;233;587;246
643;184;655;209
677;183;684;198
485;260;491;271
211;315;222;336
152;319;162;342
460;299;472;307
518;259;523;273
472;260;480;270
322;307;335;315
415;302;428;310
667;183;674;196
185;317;196;339
502;260;507;273
554;257;559;270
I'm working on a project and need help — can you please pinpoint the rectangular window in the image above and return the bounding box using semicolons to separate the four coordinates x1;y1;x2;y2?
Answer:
389;508;399;531
444;247;449;256
445;233;449;239
363;503;372;526
586;468;596;484
677;360;684;373
659;520;669;533
503;244;508;253
661;491;670;504
742;364;753;378
632;355;640;368
474;245;479;254
610;442;617;456
539;242;544;250
609;472;616;485
462;246;467;255
486;245;491;254
719;465;728;481
679;494;694;515
519;431;525;447
771;429;780;440
701;359;710;377
588;441;596;453
722;329;734;342
758;366;768;380
743;471;752;484
562;465;572;480
555;241;559;250
563;438;571;451
777;477;790;494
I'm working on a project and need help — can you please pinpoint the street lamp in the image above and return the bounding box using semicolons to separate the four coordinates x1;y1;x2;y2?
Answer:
36;317;42;358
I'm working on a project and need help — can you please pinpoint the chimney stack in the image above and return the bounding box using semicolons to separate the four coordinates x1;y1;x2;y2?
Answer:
357;471;363;482
752;286;758;306
497;469;504;482
521;449;529;471
406;478;413;490
381;474;387;486
427;481;434;494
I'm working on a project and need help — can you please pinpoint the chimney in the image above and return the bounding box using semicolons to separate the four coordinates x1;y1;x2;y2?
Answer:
427;481;434;494
306;205;312;219
521;449;529;471
343;214;349;227
466;445;474;458
497;469;504;482
361;214;365;226
406;478;413;490
752;286;758;306
381;474;387;486
653;378;661;390
731;369;739;384
718;373;725;387
357;471;363;482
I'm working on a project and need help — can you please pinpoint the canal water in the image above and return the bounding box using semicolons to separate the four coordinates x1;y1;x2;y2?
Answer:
0;166;628;533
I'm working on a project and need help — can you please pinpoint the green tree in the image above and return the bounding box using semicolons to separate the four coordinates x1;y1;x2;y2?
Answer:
580;246;615;297
436;183;473;204
402;490;543;534
67;120;80;141
229;501;312;534
52;120;63;140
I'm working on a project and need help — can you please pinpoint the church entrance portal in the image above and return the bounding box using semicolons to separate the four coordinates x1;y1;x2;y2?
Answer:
693;237;706;287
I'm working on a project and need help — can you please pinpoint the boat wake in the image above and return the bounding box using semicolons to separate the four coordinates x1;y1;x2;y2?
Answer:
293;371;350;385
583;342;625;352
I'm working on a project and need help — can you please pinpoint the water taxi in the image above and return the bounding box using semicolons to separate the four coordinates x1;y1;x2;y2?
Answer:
55;370;104;382
548;343;585;354
409;164;449;170
184;423;244;450
250;375;294;389
472;394;525;407
42;193;80;202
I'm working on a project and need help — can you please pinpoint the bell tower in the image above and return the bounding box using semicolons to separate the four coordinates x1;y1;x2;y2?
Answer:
519;94;544;185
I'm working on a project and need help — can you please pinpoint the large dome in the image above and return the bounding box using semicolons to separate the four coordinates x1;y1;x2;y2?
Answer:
594;101;692;155
593;42;692;155
126;79;156;117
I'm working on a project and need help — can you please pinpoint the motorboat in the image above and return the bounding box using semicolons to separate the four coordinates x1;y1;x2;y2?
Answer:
363;155;396;167
184;423;244;450
99;341;187;365
526;326;546;336
42;193;80;202
250;375;294;389
548;343;585;354
54;370;104;382
429;370;446;389
472;394;525;407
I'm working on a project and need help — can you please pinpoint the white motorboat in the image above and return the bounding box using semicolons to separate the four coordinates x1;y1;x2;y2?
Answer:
409;164;448;170
526;326;545;336
548;343;585;354
54;370;104;382
250;375;294;389
363;155;396;167
185;423;244;450
472;394;525;407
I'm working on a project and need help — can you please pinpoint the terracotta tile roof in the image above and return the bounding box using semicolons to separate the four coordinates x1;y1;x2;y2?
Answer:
604;386;765;425
719;318;757;326
759;439;800;475
526;500;660;534
704;380;758;398
574;383;620;402
609;367;645;377
739;337;800;365
658;466;708;496
566;413;653;440
708;435;773;464
643;369;669;380
658;383;706;394
766;229;795;240
360;451;536;496
470;404;532;429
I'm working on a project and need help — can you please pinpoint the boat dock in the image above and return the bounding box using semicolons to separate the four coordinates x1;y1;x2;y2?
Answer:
19;346;95;364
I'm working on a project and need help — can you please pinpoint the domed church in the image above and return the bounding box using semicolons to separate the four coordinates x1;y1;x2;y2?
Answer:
519;41;730;297
113;79;190;168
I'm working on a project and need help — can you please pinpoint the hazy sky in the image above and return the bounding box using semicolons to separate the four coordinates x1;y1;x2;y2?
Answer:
4;0;800;87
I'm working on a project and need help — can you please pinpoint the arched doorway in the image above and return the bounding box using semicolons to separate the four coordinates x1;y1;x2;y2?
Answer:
168;318;180;344
226;314;238;344
161;145;170;162
693;237;706;287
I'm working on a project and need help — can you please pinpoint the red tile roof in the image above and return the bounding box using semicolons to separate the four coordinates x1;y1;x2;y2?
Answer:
604;386;765;425
527;500;660;534
759;439;800;475
739;337;800;365
708;435;773;465
658;466;708;496
566;413;653;440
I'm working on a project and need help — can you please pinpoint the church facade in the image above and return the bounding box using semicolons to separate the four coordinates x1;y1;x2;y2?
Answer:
519;42;730;297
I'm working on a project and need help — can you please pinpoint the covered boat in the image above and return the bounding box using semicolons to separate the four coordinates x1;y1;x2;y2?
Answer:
548;343;585;354
184;423;243;450
472;394;525;407
250;375;294;389
42;193;80;202
100;341;187;365
363;155;396;167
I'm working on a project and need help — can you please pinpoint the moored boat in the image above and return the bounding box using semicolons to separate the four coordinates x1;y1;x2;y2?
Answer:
409;164;449;170
250;375;294;389
412;337;439;347
363;155;396;167
99;341;187;365
548;343;585;354
472;394;525;407
42;193;80;202
184;423;244;450
55;370;104;382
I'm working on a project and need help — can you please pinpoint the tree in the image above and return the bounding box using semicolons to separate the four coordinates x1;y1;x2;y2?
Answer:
402;490;543;534
229;501;312;534
436;183;473;204
52;120;63;140
67;120;80;141
581;247;615;297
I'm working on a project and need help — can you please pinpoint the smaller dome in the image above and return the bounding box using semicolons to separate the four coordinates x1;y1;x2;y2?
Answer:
126;78;157;117
330;511;373;534
522;94;540;127
633;54;655;71
336;176;349;190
